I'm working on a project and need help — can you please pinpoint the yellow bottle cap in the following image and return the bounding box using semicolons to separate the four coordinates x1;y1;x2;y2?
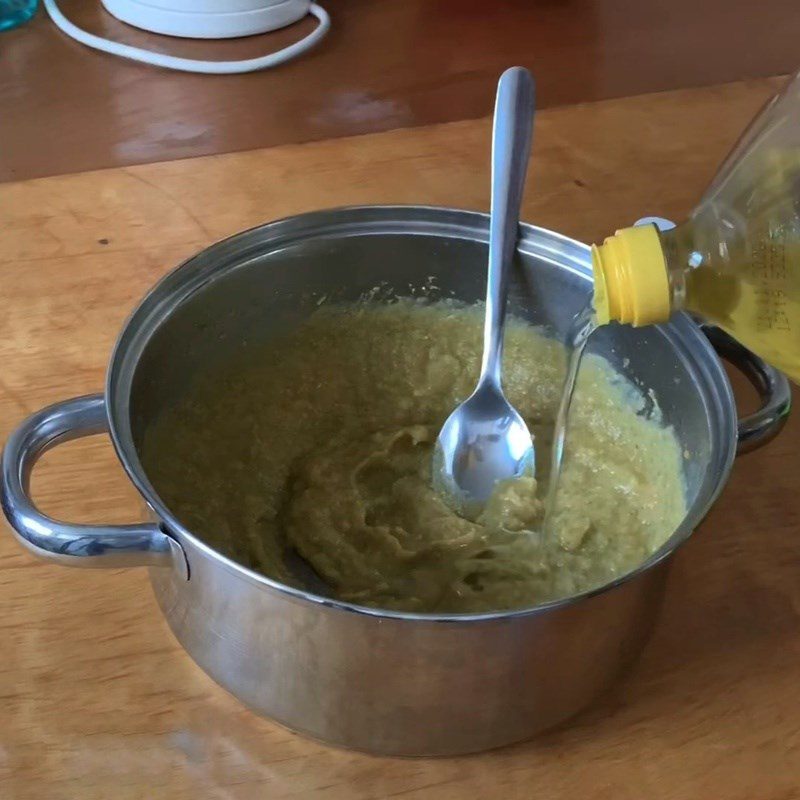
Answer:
591;224;671;326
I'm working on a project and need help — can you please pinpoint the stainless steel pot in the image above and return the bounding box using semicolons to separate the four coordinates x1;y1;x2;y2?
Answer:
1;206;790;756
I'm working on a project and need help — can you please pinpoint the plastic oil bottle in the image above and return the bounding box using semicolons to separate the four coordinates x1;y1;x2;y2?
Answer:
592;71;800;382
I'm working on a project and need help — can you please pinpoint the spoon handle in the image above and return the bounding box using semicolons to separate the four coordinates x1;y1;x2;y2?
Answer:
480;66;535;387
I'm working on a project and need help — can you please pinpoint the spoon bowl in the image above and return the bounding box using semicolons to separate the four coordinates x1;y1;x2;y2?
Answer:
434;380;535;516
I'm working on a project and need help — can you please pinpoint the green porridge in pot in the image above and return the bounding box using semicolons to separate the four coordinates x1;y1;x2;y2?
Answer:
141;301;685;613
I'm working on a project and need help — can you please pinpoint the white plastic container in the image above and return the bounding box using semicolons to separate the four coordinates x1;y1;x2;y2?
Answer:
101;0;311;39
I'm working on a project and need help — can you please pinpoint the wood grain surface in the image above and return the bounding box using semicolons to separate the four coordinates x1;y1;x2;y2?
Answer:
1;78;799;799
4;0;800;181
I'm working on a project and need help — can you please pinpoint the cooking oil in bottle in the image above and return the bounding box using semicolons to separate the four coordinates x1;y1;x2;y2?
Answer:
592;71;800;382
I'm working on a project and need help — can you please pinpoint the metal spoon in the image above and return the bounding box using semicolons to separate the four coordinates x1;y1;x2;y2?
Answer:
434;66;536;516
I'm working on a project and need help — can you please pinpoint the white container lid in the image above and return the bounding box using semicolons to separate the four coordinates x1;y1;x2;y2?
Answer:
101;0;311;39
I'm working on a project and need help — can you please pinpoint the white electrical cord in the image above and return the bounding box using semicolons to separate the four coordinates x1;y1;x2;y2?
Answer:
43;0;330;74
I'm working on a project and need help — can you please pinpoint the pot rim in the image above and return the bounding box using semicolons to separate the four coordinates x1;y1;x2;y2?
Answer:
105;204;738;623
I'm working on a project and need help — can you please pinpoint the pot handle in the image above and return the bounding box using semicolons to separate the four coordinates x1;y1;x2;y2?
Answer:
1;394;187;577
702;326;792;454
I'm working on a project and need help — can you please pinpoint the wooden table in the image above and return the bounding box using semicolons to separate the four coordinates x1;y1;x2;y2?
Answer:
4;1;800;181
1;78;799;798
